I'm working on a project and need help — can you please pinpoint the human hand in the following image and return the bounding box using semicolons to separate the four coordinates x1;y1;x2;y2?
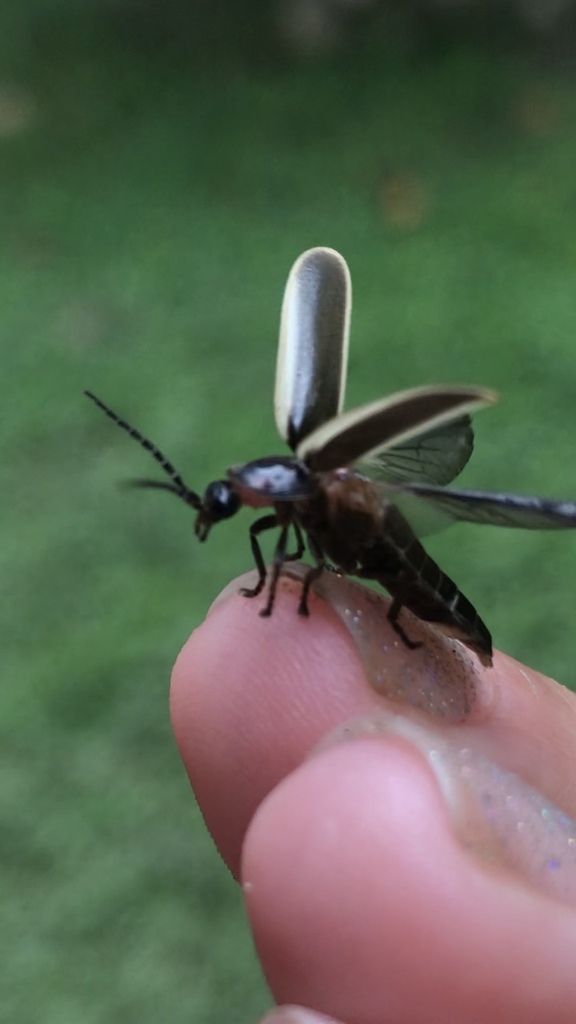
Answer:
171;570;576;1024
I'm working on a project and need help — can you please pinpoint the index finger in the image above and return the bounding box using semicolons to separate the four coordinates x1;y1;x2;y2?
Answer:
170;570;576;878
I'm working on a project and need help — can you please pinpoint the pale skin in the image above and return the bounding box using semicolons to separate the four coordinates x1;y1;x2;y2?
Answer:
170;572;576;1024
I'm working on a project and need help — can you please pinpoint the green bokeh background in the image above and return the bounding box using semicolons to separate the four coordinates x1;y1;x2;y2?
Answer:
3;3;576;1021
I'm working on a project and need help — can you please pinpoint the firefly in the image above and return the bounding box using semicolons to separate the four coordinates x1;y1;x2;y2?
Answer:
85;247;576;666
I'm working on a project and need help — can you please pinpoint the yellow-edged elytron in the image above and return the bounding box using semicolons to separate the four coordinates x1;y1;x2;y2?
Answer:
86;248;576;666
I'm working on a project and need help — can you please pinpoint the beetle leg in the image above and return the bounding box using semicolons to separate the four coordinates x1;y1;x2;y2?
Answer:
241;513;280;599
355;566;423;652
297;534;326;616
282;522;306;563
387;594;422;651
259;524;290;617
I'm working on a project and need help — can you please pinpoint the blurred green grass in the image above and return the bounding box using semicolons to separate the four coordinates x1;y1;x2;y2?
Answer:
3;4;576;1021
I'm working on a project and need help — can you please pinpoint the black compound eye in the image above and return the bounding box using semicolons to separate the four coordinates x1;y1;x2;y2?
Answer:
203;480;240;522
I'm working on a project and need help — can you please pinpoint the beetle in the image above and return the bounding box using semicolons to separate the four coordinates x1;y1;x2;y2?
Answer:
85;247;576;666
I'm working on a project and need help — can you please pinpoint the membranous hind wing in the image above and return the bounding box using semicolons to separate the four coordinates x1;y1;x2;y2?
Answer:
358;414;484;537
274;247;351;452
394;483;576;530
360;416;475;486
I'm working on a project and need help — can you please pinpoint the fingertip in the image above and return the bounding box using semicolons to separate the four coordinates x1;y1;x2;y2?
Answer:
170;574;369;874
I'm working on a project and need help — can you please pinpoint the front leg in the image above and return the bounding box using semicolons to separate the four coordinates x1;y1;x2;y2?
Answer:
240;513;280;599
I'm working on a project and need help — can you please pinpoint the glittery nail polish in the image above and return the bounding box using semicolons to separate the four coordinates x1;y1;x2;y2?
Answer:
319;714;576;907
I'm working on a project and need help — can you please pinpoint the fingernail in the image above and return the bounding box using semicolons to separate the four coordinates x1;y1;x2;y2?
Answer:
211;567;486;723
319;713;576;907
312;570;488;722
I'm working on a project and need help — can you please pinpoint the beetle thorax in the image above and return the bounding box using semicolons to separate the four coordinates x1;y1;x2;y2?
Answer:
227;455;317;509
295;469;389;569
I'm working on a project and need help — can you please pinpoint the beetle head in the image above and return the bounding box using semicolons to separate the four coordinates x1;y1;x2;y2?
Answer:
194;480;241;541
